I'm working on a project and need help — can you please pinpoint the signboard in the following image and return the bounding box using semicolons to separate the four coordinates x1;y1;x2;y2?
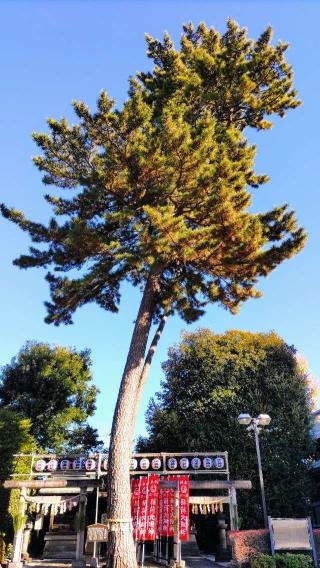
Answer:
270;518;312;551
32;452;228;476
268;517;318;567
87;523;108;542
34;514;43;531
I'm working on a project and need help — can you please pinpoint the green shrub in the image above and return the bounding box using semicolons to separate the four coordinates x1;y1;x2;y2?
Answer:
250;553;312;568
251;554;276;568
6;542;13;560
274;553;312;568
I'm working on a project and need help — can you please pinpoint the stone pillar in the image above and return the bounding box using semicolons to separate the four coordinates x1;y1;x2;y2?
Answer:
49;504;55;530
8;488;27;568
21;522;33;561
229;486;238;531
73;487;87;568
216;513;230;562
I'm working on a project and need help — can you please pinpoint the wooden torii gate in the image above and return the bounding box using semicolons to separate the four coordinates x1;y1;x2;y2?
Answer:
4;479;100;568
160;479;252;565
4;477;251;568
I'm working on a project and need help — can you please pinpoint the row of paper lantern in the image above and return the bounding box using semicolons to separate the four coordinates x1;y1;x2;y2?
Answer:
130;456;225;471
34;457;107;472
34;455;225;473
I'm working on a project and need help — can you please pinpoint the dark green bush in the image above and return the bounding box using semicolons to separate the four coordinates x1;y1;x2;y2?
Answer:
251;554;276;568
274;553;312;568
251;554;313;568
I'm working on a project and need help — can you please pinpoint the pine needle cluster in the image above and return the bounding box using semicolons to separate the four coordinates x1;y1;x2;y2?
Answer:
1;21;306;325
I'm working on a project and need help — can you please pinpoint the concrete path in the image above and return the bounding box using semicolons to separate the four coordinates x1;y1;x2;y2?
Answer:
24;538;233;568
182;536;232;568
26;563;72;567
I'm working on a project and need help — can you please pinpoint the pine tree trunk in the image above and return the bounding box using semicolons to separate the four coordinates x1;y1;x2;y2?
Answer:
105;267;161;568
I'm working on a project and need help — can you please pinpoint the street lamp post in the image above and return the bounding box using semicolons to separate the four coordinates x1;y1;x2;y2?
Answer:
237;413;271;529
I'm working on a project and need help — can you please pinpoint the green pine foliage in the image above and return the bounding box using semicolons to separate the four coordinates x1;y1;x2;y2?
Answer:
1;21;305;326
138;330;313;528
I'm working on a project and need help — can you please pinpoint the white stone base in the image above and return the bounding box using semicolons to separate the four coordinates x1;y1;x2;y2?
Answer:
8;562;24;568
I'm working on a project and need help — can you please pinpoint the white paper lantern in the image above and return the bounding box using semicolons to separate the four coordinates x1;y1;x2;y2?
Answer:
203;457;212;469
151;458;161;470
47;459;58;472
102;456;109;470
85;458;96;471
214;457;225;469
191;457;201;469
167;457;177;470
60;459;70;470
140;458;150;470
35;459;46;472
130;458;138;470
73;458;85;470
179;457;189;470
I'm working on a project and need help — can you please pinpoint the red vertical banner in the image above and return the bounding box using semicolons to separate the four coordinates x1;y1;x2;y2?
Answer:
179;476;190;541
158;482;163;536
145;475;159;540
168;478;176;537
157;476;176;538
158;487;174;537
131;476;147;540
131;475;159;541
132;475;189;541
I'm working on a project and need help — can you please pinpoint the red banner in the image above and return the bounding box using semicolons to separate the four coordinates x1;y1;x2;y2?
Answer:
131;475;189;541
131;475;159;541
146;475;159;540
158;486;175;537
178;475;190;541
157;476;189;540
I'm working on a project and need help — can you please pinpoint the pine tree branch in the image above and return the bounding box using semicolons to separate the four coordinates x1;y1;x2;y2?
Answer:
131;311;169;431
140;311;169;389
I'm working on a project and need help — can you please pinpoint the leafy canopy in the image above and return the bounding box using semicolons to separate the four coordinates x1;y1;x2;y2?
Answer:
138;329;314;527
0;409;37;538
0;342;99;451
1;21;305;325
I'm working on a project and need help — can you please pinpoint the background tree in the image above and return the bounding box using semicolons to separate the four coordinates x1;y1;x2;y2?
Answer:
138;329;314;528
0;409;37;540
1;21;305;568
0;342;100;452
65;423;104;454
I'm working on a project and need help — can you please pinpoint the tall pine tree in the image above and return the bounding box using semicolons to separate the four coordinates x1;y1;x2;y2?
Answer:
1;21;305;568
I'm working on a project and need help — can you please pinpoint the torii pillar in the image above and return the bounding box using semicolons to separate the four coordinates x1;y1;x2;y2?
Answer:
8;487;27;568
73;486;87;568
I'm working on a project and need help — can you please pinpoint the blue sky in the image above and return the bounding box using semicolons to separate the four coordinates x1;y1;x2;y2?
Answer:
1;0;319;446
